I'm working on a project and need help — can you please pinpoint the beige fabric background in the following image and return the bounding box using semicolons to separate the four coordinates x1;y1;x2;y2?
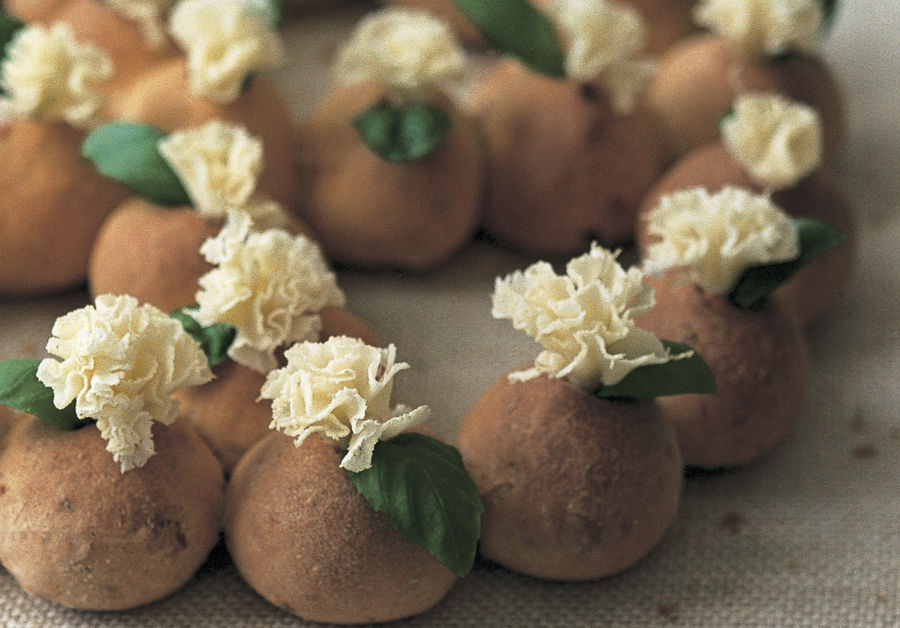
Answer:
1;1;898;626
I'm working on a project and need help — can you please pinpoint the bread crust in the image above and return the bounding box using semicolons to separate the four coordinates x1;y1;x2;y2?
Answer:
225;431;457;623
456;372;682;580
0;417;225;610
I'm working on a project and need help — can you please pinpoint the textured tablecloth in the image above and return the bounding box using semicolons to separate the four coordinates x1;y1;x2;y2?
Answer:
1;1;898;626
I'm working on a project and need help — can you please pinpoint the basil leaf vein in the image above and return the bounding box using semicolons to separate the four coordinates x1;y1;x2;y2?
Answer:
81;121;191;206
347;433;483;577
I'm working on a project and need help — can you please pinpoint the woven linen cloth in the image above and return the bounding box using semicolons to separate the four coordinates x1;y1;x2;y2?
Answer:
1;2;899;626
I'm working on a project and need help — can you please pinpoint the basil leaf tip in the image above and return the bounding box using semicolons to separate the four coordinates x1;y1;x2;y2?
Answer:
353;101;452;164
170;307;237;369
347;433;483;577
81;121;191;207
596;340;717;401
453;0;566;78
728;217;848;310
0;358;82;430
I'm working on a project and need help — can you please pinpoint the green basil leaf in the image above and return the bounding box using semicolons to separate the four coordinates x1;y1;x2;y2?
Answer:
453;0;566;78
353;101;452;164
819;0;840;28
717;106;736;136
0;358;82;430
0;10;24;56
597;340;717;400
728;217;848;310
346;433;484;577
81;121;191;206
242;0;285;29
170;307;237;369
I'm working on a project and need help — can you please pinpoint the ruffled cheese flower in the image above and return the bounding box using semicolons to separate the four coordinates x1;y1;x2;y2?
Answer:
261;336;431;472
105;0;177;48
35;294;213;472
193;211;346;374
157;119;264;216
721;92;823;190
335;7;466;104
168;0;284;104
492;243;678;393
0;22;112;127
546;0;656;114
643;186;800;294
693;0;824;58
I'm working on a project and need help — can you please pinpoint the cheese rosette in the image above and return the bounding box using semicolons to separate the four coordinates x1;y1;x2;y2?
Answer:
0;21;111;127
334;6;467;104
492;243;685;394
157;119;288;227
721;92;823;190
34;294;213;472
642;186;801;295
167;0;284;104
692;0;824;59
544;0;656;114
192;211;345;374
260;336;431;472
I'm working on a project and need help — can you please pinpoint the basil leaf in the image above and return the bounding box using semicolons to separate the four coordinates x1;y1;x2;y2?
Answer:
242;0;285;29
170;307;236;369
81;121;191;206
353;101;452;164
729;217;848;310
0;10;24;56
819;0;839;28
597;340;717;400
0;358;82;430
347;433;483;577
453;0;566;78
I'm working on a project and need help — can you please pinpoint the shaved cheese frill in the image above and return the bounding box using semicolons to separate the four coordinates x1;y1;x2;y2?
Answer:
721;92;823;190
168;0;284;104
492;243;678;394
692;0;824;59
35;294;213;472
642;186;800;294
0;22;111;127
260;336;431;472
546;0;656;114
335;7;466;104
192;211;346;374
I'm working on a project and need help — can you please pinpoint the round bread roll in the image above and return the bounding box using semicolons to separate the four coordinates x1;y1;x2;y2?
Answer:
0;416;225;611
0;406;22;455
647;33;845;165
174;310;379;473
637;272;810;469
88;199;219;314
470;58;664;256
0;121;130;296
294;83;484;270
3;0;65;21
225;431;458;623
635;143;857;326
456;371;682;581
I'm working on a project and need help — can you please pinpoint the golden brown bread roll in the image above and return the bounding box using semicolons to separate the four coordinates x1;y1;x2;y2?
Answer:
225;431;457;623
0;417;224;610
457;371;682;580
